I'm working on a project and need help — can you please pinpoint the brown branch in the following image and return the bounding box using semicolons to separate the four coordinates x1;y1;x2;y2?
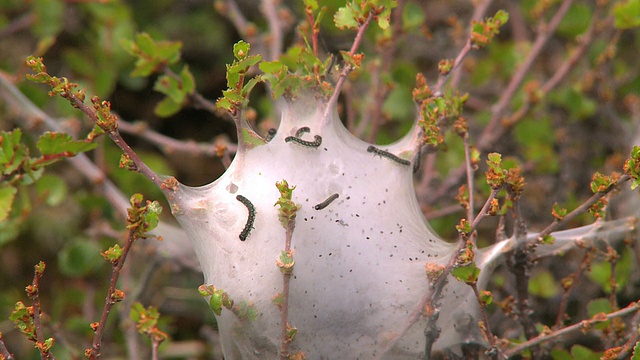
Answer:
553;248;594;330
363;0;406;142
87;230;138;359
27;263;55;360
323;10;375;125
502;301;640;358
382;189;500;354
261;0;284;61
0;333;14;360
536;175;630;241
117;120;235;157
486;0;574;134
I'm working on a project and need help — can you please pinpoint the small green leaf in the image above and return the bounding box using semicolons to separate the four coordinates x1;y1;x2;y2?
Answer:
180;65;196;95
528;270;559;299
154;97;182;117
36;174;68;206
209;291;223;316
259;60;286;74
402;2;424;30
613;0;640;29
632;341;640;360
451;262;480;284
0;186;17;222
37;132;97;156
143;200;162;232
334;4;360;29
58;238;103;277
233;40;251;60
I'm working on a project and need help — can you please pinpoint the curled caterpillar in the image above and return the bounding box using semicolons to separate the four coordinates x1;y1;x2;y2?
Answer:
285;134;322;148
367;145;411;166
314;193;340;210
265;128;277;142
236;195;256;241
295;126;311;137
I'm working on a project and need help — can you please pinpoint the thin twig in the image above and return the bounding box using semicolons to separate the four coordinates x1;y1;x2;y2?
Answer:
323;10;375;126
0;333;15;360
502;301;640;358
28;264;55;360
536;175;630;241
363;0;405;142
382;189;500;354
261;0;283;61
553;248;594;330
88;230;138;359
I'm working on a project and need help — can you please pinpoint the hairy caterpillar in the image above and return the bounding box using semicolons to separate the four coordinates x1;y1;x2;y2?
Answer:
236;195;256;241
367;145;411;166
314;193;339;210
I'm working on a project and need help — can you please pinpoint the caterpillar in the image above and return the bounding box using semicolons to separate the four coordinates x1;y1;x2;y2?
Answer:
295;126;311;137
314;193;339;210
265;128;277;142
285;134;322;148
367;145;411;166
236;195;255;241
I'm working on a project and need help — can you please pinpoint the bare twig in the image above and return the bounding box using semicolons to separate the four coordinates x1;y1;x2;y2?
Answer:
27;263;55;360
502;301;640;358
117;120;235;157
88;229;138;359
536;175;630;241
0;333;15;360
486;0;574;133
362;0;406;142
261;0;284;61
553;248;595;330
323;10;375;126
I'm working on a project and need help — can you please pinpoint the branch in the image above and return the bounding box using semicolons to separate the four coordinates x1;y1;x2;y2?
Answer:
536;175;630;241
323;10;375;126
0;333;14;360
88;226;142;358
261;0;284;61
502;301;640;358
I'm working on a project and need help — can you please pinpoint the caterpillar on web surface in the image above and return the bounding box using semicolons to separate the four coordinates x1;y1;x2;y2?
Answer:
236;195;255;241
367;145;411;166
314;193;339;210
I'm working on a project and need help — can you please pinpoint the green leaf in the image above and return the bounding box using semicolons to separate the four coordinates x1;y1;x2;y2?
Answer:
632;341;640;360
180;65;196;95
58;238;103;277
259;60;286;74
0;186;17;222
303;0;318;9
209;291;223;315
154;75;184;103
613;0;640;29
233;40;251;60
37;132;97;156
528;270;559;299
228;55;263;74
587;247;632;293
557;4;592;37
334;4;360;29
32;0;64;38
143;200;162;232
570;344;601;360
451;262;481;284
154;97;182;118
36;174;67;206
402;2;425;30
